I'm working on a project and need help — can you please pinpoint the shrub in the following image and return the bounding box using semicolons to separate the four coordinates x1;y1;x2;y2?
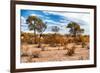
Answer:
31;51;41;58
41;46;45;51
66;46;76;56
82;42;86;48
21;53;28;57
78;56;84;60
25;51;41;62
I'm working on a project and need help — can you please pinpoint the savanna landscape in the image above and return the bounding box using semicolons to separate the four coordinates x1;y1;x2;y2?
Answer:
20;10;90;63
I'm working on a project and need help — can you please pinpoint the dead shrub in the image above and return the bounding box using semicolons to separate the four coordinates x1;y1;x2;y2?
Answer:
78;56;84;60
31;51;41;58
26;52;40;62
66;46;76;56
21;53;28;57
41;46;45;51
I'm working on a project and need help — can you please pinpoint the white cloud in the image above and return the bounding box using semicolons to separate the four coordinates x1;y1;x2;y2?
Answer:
30;14;44;18
21;10;90;35
42;11;50;15
21;16;29;31
61;12;90;25
21;16;26;24
43;11;90;25
43;11;60;16
49;11;90;35
30;14;37;16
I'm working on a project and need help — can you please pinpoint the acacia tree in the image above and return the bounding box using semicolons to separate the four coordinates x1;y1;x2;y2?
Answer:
67;22;78;37
35;19;47;48
26;16;39;44
65;22;85;56
67;22;84;37
26;15;47;47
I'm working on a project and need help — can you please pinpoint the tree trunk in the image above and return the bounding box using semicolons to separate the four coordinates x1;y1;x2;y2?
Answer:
73;30;77;43
34;29;37;44
38;34;42;48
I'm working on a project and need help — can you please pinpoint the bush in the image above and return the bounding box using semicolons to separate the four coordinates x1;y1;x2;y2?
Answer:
75;35;89;43
31;51;41;58
21;53;28;57
25;51;41;62
66;46;76;56
82;42;86;48
78;56;84;60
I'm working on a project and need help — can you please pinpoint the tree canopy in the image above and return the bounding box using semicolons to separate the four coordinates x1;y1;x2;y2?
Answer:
67;22;84;36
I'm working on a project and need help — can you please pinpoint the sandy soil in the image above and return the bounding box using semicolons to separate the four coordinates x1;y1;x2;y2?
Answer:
21;43;89;63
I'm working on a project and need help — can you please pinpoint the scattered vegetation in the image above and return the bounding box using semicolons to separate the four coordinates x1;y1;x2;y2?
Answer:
21;16;90;62
21;32;89;46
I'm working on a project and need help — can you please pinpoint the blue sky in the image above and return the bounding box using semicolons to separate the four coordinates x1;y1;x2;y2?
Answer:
21;9;90;35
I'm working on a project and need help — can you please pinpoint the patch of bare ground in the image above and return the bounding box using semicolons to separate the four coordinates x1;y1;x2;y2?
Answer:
21;43;89;63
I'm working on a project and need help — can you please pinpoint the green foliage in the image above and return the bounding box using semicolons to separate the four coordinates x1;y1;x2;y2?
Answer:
26;15;47;47
26;16;39;30
26;15;47;33
67;22;84;37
